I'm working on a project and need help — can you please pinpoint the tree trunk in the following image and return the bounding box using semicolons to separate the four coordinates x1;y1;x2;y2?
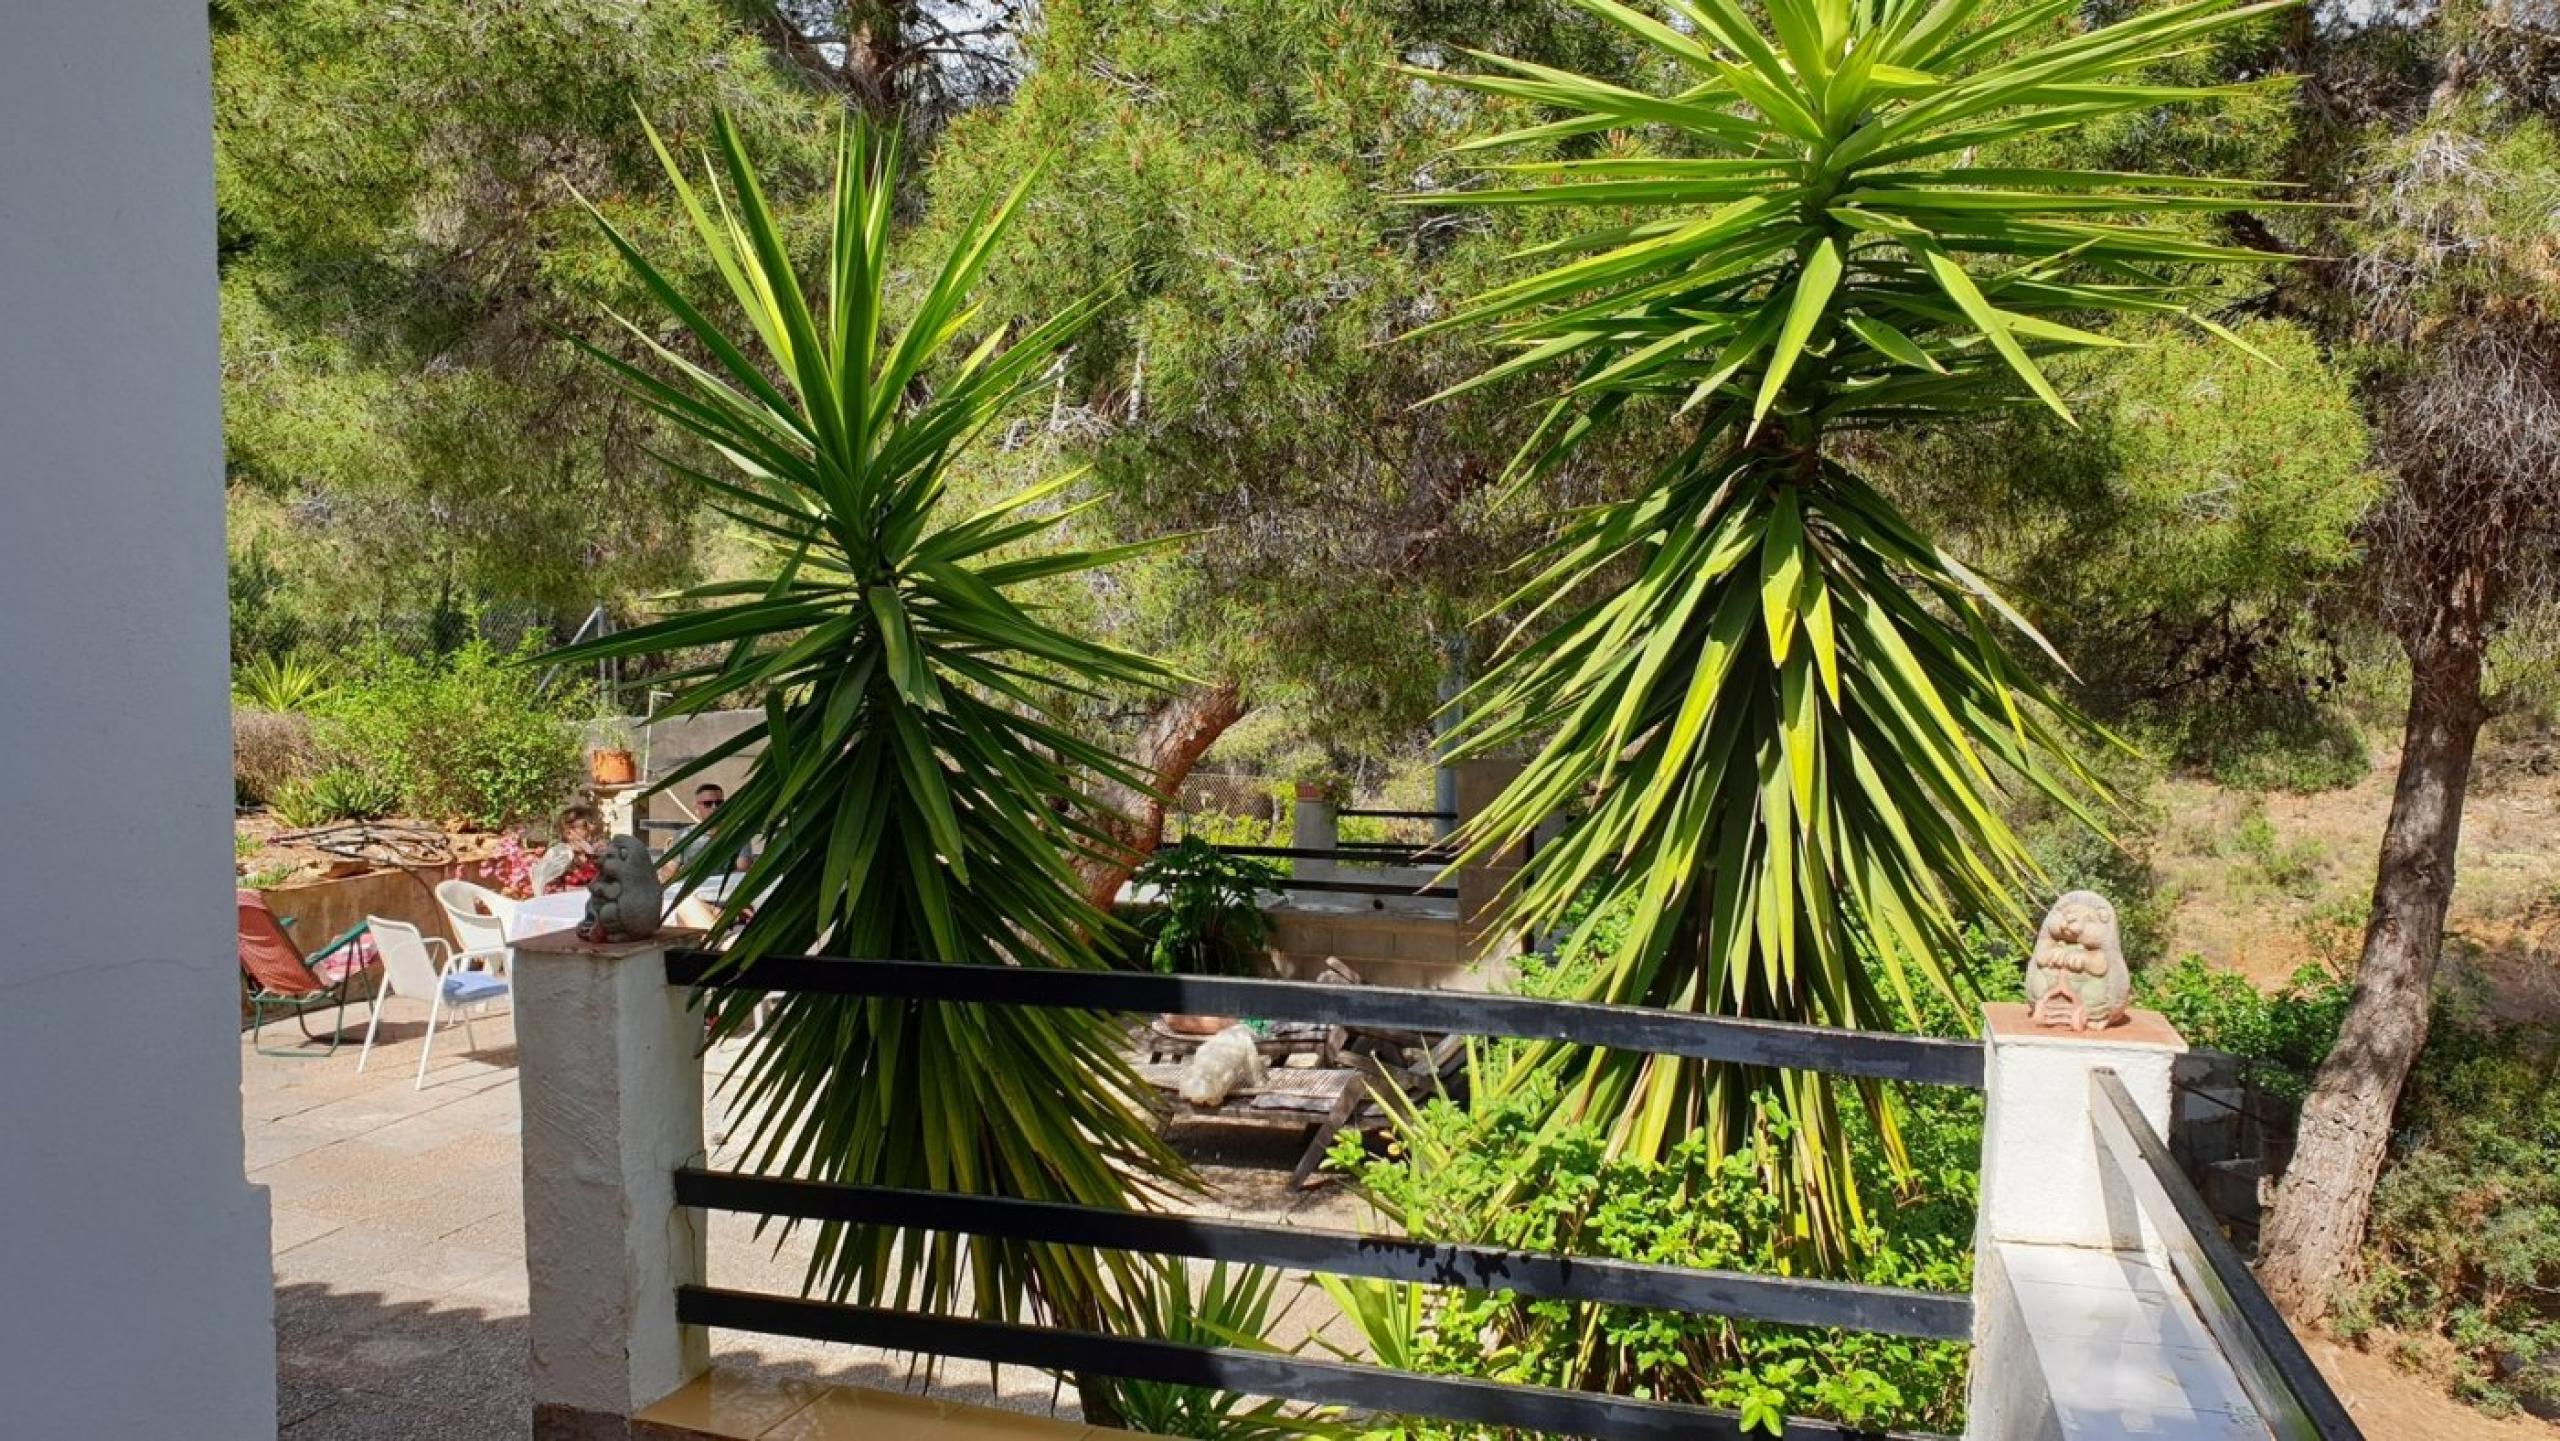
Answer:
2256;605;2490;1319
1077;678;1248;911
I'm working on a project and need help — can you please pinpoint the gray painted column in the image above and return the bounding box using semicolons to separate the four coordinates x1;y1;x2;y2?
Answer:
513;930;711;1439
0;5;276;1435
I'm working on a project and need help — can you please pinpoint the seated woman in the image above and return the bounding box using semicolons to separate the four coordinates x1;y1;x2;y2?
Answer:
531;804;606;896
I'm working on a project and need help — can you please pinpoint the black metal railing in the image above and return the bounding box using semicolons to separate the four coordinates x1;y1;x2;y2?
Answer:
661;952;1981;1440
2090;1070;2363;1441
1203;843;1461;901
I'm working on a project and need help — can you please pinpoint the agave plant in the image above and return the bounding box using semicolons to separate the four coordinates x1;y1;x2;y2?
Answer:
545;113;1190;1341
1420;0;2297;1254
232;651;339;713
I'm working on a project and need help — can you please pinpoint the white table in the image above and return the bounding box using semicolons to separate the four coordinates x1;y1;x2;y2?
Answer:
505;873;744;942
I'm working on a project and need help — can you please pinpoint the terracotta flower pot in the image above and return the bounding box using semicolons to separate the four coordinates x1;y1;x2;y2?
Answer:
588;747;636;786
1161;1012;1234;1037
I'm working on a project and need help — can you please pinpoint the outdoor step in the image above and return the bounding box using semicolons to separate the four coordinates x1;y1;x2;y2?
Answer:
634;1371;1134;1441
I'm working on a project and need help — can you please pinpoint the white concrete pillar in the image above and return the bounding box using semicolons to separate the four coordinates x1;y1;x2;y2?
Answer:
0;4;276;1435
1968;1003;2191;1440
513;929;710;1439
1975;1002;2187;1255
1292;788;1339;885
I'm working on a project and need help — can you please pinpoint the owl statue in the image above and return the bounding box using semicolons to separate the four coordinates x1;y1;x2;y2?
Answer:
578;833;666;944
2025;889;2129;1031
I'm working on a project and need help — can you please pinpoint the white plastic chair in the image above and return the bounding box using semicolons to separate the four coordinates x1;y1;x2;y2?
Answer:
434;879;517;977
358;914;511;1089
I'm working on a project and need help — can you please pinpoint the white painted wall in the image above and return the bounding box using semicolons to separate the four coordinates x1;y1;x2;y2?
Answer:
0;4;277;1436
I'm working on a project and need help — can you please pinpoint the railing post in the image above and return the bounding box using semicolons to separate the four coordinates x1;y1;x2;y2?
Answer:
1292;786;1339;887
1968;1002;2190;1439
1451;758;1524;963
512;928;709;1440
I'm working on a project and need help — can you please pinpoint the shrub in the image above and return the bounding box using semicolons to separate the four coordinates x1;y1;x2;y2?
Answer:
2339;1021;2560;1417
1169;809;1290;850
2133;956;2353;1101
318;638;582;829
270;764;401;828
1331;1080;1980;1437
1127;837;1283;975
231;707;316;807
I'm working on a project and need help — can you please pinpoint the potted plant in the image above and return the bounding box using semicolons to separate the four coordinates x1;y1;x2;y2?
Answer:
1129;838;1284;1037
586;708;637;787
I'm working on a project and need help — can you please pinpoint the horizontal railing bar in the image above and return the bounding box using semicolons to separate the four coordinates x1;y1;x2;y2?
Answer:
674;1170;1971;1340
1270;876;1459;899
2089;1070;2363;1441
1211;843;1446;864
1338;807;1457;820
675;1286;1939;1441
662;955;1985;1087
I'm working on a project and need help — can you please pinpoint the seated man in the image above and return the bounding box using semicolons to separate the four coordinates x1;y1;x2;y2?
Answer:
661;782;748;878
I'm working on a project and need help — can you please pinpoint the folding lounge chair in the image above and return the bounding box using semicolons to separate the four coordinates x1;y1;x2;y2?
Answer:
237;891;376;1058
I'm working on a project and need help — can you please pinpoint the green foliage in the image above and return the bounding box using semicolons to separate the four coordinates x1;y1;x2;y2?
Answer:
544;113;1191;1343
2339;1022;2560;1417
1172;810;1294;851
2133;956;2352;1101
271;764;404;829
232;651;340;713
243;860;302;890
2224;801;2330;898
1129;838;1284;975
316;638;584;829
1424;0;2293;1258
914;0;1668;748
211;0;833;619
2184;702;2371;793
1331;1079;1980;1436
1083;1261;1347;1438
1890;320;2381;780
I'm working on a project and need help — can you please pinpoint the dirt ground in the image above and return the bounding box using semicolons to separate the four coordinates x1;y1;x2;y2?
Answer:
236;811;509;889
2151;739;2560;1024
2147;730;2560;1432
2306;1327;2557;1440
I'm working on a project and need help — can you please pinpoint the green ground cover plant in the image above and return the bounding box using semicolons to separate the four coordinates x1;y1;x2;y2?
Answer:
2339;1017;2560;1417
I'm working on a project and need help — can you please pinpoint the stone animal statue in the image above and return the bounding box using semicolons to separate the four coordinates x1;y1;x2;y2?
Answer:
579;833;666;943
1178;1024;1268;1108
2025;889;2130;1030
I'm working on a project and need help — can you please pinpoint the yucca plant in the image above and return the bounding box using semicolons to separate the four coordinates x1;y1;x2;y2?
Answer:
544;112;1192;1355
1419;0;2297;1256
233;651;340;712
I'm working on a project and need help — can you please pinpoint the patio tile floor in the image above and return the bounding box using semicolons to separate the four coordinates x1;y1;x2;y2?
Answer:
245;1002;1365;1439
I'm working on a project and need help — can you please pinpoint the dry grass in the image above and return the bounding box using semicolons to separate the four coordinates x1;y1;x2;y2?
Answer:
232;706;316;806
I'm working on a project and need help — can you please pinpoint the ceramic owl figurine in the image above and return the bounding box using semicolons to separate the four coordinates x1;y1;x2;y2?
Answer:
579;833;665;943
2025;889;2129;1030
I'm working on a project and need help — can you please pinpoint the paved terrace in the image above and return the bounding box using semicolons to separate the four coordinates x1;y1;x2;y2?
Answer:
245;1007;1362;1440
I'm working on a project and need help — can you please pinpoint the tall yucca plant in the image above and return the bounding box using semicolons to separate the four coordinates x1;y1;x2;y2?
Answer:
547;113;1191;1331
1421;0;2297;1255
